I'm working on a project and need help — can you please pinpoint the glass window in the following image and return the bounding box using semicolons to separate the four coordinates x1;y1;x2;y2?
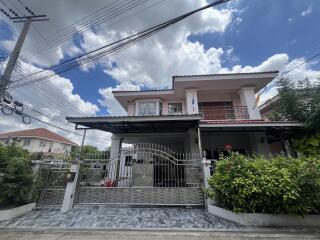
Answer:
138;101;157;116
39;140;47;147
23;139;31;146
168;103;183;115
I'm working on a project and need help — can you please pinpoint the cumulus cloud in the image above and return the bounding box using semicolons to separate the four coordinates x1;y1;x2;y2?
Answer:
301;6;312;16
0;60;110;149
98;83;140;116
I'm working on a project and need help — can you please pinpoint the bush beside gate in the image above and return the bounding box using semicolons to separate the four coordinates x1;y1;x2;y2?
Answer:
207;153;320;215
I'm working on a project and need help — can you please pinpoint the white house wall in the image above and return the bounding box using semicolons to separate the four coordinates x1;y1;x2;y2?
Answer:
0;138;72;153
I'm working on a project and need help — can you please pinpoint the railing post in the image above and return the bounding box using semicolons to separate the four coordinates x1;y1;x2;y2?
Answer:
61;159;80;212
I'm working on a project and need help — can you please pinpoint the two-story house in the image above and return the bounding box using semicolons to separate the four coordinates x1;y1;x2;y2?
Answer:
0;128;77;153
68;71;301;158
66;71;302;206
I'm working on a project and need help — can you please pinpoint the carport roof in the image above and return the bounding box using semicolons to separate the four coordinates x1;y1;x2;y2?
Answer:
66;115;202;133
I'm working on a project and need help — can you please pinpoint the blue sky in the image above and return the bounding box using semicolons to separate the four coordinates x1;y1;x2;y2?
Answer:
69;0;319;114
0;0;319;147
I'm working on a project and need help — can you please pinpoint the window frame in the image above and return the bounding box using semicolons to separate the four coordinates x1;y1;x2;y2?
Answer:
168;102;183;115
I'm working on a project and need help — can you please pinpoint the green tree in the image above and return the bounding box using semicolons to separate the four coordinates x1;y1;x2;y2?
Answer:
269;77;320;156
270;77;320;130
0;144;37;206
71;145;108;159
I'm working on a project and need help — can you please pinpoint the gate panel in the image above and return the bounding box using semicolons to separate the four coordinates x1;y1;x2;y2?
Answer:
36;160;70;207
75;143;204;206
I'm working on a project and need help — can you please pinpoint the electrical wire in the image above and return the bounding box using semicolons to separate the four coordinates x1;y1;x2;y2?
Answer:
19;0;150;59
8;0;231;89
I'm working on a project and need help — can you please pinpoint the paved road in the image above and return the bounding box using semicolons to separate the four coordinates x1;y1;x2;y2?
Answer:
0;229;319;240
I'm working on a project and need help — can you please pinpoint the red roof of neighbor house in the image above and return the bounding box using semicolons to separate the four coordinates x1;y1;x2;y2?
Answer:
0;128;78;146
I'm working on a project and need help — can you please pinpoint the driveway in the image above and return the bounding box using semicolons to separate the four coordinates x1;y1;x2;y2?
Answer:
0;207;240;230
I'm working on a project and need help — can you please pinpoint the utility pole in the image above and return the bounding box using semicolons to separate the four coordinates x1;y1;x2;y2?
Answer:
0;11;49;100
79;129;87;158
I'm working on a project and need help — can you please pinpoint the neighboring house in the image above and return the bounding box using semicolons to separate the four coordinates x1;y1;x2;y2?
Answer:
0;128;77;153
258;95;296;155
259;95;280;120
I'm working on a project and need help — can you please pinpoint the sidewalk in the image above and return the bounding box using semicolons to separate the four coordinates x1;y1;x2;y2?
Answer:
0;229;319;240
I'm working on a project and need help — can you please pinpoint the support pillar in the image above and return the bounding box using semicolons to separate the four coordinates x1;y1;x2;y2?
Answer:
238;86;261;119
61;161;80;212
109;134;123;182
249;132;270;157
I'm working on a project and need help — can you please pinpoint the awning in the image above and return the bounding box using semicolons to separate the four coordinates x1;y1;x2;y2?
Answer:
67;115;202;133
199;120;304;143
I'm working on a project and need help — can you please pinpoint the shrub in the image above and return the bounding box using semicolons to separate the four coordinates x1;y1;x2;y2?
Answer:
207;153;320;215
0;144;38;206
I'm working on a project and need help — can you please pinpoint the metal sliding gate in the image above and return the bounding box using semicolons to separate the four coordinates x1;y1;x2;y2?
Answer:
75;143;204;207
36;159;70;207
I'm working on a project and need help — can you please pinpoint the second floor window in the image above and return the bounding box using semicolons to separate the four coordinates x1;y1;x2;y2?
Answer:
23;139;31;146
138;101;157;116
168;103;183;115
39;141;47;147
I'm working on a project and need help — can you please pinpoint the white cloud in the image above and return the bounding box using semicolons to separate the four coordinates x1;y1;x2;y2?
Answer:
301;6;312;16
98;83;140;116
0;60;110;149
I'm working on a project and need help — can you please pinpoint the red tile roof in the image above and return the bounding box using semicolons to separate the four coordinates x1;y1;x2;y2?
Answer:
0;128;77;146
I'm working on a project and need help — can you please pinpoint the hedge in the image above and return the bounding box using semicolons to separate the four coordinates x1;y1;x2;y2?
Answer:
207;153;320;215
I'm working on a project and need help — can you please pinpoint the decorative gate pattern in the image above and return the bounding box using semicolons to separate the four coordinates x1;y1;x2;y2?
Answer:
36;159;70;207
75;143;204;206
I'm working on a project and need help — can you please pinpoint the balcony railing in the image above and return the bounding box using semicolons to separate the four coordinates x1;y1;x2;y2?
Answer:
200;106;250;120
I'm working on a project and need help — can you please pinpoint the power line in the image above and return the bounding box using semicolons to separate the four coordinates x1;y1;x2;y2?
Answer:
1;101;109;144
8;0;231;89
19;0;151;59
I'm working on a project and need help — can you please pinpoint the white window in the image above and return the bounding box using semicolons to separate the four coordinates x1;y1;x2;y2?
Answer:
168;103;183;115
23;139;31;146
39;140;47;147
138;101;157;116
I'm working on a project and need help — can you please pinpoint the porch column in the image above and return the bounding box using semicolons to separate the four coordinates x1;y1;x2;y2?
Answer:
249;132;270;158
110;134;123;182
61;161;80;212
110;134;122;158
238;86;261;119
198;127;211;210
185;89;199;114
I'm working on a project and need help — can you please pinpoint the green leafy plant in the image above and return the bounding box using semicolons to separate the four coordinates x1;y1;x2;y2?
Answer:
207;152;320;215
0;144;38;206
292;131;320;156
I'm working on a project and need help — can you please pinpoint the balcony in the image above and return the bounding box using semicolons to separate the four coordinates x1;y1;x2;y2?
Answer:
200;106;250;120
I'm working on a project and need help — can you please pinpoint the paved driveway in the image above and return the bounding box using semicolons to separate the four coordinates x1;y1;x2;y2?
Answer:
0;207;241;230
